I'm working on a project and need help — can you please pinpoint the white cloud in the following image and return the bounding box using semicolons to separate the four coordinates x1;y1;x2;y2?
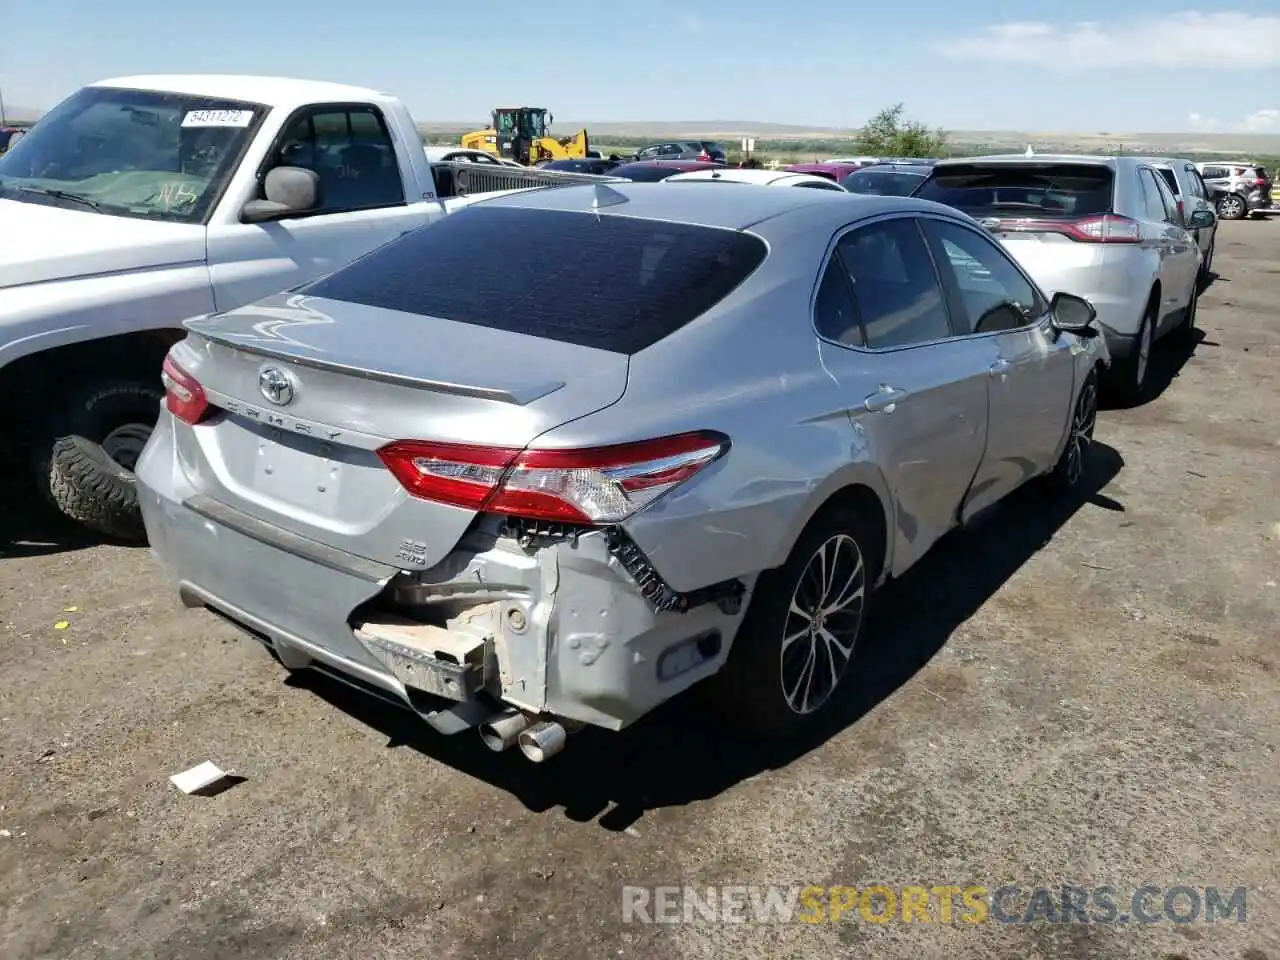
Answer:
1241;108;1279;132
937;11;1280;70
1188;112;1220;132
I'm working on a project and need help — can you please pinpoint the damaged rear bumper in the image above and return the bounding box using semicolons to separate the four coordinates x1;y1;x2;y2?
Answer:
138;484;750;743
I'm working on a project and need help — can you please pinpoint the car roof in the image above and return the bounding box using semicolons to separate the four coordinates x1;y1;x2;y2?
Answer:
933;153;1124;167
662;168;841;188
853;163;934;176
462;180;949;232
91;74;388;110
423;147;490;159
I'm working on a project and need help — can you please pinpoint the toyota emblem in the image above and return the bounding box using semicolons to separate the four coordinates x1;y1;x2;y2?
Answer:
258;367;295;406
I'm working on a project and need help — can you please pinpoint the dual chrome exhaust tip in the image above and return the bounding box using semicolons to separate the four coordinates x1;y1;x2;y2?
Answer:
478;709;570;762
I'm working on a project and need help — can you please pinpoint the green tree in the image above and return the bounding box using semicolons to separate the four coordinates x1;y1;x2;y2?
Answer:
854;104;949;157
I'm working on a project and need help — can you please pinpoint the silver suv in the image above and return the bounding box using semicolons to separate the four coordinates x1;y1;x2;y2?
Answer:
1195;161;1274;220
915;155;1210;402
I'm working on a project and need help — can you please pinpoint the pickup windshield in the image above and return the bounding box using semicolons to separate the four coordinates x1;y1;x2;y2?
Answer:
0;85;265;224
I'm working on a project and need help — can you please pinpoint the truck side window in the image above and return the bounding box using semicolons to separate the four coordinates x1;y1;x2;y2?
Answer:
265;105;406;214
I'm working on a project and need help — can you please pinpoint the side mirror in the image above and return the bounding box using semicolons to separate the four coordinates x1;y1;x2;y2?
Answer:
1187;208;1215;230
1050;292;1098;336
240;166;320;223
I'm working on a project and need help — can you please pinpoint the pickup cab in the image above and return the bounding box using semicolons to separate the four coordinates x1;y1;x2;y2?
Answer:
0;75;533;540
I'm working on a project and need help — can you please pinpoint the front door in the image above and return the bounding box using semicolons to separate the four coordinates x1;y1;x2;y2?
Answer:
207;104;439;313
815;217;996;576
920;217;1077;520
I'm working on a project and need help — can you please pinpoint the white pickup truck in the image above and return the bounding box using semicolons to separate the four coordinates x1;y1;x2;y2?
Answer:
0;75;567;540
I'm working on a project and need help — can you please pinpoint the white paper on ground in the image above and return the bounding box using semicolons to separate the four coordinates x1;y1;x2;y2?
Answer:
169;760;228;794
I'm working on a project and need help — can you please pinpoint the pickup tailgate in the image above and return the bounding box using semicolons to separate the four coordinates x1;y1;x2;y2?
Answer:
171;293;628;570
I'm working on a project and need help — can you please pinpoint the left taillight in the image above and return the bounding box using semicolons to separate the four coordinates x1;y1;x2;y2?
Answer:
160;353;209;425
377;430;730;525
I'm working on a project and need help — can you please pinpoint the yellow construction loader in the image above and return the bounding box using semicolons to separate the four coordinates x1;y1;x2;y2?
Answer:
460;107;590;166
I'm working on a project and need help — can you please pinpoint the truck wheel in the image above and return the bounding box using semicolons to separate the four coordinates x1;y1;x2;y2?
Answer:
706;504;878;738
31;380;163;543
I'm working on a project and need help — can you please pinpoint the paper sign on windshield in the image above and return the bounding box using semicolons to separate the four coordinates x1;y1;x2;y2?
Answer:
181;110;254;128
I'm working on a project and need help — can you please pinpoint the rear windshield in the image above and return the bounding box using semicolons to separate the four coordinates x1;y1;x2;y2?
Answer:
300;206;767;355
915;163;1114;218
840;169;926;196
1157;168;1180;194
1255;167;1270;180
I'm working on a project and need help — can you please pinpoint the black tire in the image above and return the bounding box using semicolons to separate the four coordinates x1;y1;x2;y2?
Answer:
1106;296;1157;405
1044;371;1098;493
1197;239;1215;290
29;379;163;543
1216;193;1247;221
1174;281;1200;343
47;436;147;542
707;504;879;738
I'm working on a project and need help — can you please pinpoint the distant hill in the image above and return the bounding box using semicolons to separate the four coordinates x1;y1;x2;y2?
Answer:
0;104;41;125
424;119;1280;155
418;119;860;138
9;102;1278;156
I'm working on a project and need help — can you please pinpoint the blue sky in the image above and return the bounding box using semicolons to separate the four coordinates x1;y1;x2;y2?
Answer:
3;2;1278;132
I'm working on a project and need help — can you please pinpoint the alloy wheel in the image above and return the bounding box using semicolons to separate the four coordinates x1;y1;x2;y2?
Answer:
1063;379;1098;487
101;423;153;472
780;533;866;715
1219;196;1245;219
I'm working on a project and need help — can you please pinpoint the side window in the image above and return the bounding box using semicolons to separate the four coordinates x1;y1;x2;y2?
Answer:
1150;171;1180;222
814;258;864;346
921;219;1045;334
1202;165;1224;181
1137;169;1169;222
835;218;952;349
267;106;405;214
1186;166;1206;198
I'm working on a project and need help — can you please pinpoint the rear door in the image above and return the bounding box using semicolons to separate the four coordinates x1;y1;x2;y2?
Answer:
920;216;1075;518
1182;163;1216;256
814;215;995;575
206;102;439;312
1138;167;1197;326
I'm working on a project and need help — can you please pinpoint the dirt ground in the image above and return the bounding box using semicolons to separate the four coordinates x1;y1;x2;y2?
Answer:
1;222;1277;960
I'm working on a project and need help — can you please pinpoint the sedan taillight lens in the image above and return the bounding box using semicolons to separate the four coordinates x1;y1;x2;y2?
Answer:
161;354;209;425
378;431;730;524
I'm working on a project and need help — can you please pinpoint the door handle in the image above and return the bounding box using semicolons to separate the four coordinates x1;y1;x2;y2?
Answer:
863;386;908;413
989;358;1011;377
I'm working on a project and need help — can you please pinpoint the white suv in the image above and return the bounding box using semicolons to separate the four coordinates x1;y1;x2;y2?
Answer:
1195;161;1274;220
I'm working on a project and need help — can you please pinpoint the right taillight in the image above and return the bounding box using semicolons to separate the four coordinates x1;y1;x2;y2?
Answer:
377;431;729;525
160;353;209;425
995;214;1141;244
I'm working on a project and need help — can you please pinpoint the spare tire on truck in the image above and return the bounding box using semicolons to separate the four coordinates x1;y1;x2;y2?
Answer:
29;379;164;543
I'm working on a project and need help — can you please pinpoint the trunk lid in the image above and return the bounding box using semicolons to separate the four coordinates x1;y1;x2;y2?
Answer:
172;292;629;571
978;220;1109;294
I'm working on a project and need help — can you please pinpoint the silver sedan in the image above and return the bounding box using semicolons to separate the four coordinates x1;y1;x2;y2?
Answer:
137;182;1107;761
